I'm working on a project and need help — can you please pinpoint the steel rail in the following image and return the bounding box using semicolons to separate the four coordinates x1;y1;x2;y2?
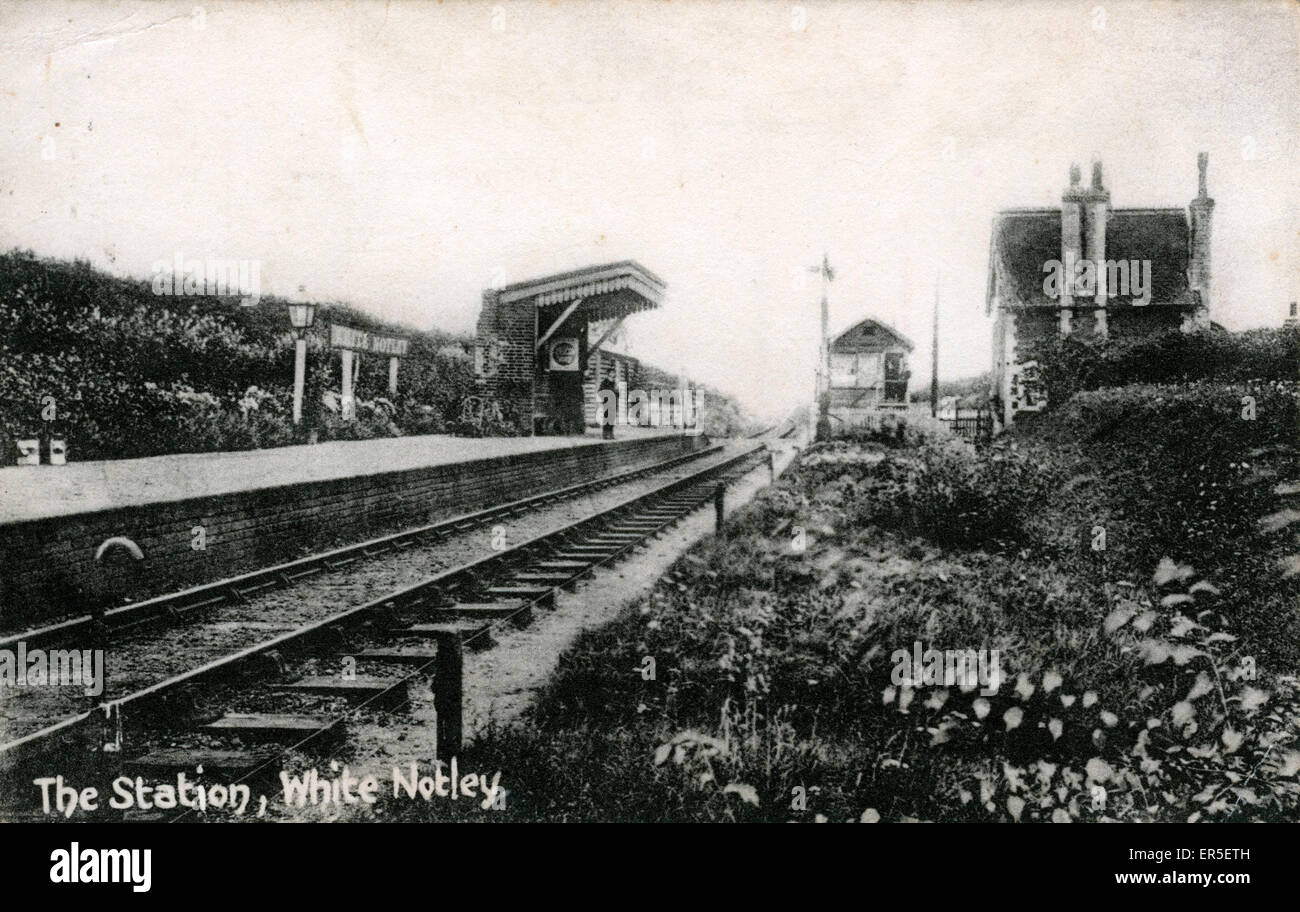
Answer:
164;442;769;820
0;442;724;651
0;443;767;768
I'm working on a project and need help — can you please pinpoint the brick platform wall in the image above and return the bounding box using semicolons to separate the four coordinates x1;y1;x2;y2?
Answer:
0;433;707;627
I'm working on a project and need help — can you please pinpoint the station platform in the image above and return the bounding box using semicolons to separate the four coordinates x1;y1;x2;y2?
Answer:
0;428;708;626
0;427;686;525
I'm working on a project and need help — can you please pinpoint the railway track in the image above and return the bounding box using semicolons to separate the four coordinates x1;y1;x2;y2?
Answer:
748;420;799;440
1;442;727;653
0;442;769;815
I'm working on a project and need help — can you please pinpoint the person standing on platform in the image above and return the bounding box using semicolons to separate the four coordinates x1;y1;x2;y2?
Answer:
598;376;617;439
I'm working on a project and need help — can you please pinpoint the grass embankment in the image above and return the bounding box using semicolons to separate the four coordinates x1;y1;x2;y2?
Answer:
395;381;1300;822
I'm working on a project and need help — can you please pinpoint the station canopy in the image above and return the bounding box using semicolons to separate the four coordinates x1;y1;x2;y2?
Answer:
497;260;666;323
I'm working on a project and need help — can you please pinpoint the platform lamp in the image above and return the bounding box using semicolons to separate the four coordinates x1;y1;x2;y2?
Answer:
285;301;318;426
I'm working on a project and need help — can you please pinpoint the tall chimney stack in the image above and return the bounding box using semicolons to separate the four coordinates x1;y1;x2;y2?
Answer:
1060;163;1085;334
1085;159;1111;336
1187;152;1214;329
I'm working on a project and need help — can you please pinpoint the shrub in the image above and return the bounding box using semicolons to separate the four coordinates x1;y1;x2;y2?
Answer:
1016;381;1300;576
1025;325;1300;406
898;440;1049;547
789;437;1049;550
0;250;478;458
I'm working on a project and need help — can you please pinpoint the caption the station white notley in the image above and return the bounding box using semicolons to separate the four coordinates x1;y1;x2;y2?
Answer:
33;759;504;817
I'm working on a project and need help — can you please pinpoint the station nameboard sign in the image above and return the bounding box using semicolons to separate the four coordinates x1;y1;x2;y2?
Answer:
329;323;410;357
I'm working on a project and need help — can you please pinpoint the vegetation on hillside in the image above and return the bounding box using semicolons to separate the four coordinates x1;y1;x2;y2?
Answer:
0;250;480;460
1026;326;1299;407
0;250;753;460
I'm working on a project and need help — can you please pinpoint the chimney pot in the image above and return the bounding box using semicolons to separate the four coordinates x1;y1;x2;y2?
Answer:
1092;161;1104;191
1068;163;1081;187
1197;152;1209;198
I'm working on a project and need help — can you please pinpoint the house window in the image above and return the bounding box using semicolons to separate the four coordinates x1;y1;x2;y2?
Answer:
831;353;858;387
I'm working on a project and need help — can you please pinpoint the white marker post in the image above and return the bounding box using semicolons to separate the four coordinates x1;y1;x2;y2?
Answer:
340;348;354;420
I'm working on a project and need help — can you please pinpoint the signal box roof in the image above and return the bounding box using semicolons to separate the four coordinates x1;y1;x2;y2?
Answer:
830;316;915;353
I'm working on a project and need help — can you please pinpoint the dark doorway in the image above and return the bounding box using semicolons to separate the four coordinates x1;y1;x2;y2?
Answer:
883;352;906;402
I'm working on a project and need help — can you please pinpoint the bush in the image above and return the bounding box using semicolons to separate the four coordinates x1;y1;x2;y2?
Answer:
789;437;1049;550
0;250;477;459
1026;325;1300;406
898;440;1049;547
1016;381;1300;573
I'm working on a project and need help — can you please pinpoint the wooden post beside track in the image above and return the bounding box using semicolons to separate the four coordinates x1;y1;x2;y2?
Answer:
714;483;726;534
433;633;464;758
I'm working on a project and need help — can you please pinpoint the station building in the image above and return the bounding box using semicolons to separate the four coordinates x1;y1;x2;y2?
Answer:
474;261;667;435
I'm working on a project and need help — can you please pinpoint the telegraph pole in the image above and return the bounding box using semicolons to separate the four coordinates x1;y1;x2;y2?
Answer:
931;271;940;418
810;253;834;441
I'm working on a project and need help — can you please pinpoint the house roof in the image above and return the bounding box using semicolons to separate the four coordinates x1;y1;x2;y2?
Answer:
496;260;666;323
830;317;914;353
985;207;1198;315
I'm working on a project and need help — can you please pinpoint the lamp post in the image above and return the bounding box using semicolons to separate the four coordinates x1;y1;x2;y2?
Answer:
286;301;318;426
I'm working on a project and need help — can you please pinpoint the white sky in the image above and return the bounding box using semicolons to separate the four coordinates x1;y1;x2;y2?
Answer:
1;0;1296;420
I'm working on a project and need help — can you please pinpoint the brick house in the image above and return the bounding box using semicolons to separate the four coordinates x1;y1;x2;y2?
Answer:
987;154;1214;426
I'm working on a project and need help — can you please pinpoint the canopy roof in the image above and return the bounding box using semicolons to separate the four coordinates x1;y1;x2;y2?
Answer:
497;260;666;323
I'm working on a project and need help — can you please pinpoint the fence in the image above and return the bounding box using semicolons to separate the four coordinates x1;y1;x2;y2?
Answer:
939;408;994;444
824;403;995;445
